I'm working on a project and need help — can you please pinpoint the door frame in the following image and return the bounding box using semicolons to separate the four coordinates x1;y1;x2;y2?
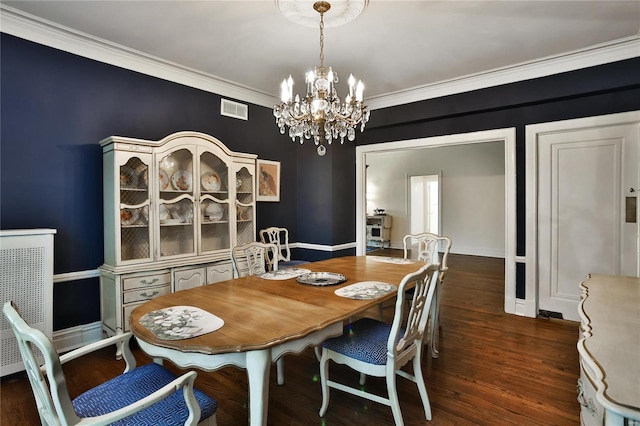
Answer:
355;128;518;315
525;110;640;318
407;172;442;235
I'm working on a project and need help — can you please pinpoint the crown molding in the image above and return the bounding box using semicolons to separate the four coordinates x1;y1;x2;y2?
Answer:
365;35;640;110
0;5;279;108
2;5;638;111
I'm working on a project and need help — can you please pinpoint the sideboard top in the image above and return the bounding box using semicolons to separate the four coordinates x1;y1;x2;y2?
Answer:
578;273;640;416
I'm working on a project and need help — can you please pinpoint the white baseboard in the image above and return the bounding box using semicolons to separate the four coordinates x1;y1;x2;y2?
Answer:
53;321;103;353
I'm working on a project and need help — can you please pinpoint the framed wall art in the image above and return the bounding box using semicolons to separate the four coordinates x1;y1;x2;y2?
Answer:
256;159;280;202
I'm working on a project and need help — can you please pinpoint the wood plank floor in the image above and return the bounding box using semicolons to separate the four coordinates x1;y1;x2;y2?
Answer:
1;254;580;425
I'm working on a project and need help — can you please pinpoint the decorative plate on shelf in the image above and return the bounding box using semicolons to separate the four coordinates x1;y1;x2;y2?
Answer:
120;208;140;226
201;171;221;191
296;272;347;286
171;203;193;223
204;203;224;221
158;169;170;191
159;204;170;221
120;166;138;188
171;170;192;192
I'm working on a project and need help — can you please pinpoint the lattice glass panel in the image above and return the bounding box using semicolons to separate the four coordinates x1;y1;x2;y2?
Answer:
236;166;254;204
237;220;254;246
120;205;150;261
120;157;149;204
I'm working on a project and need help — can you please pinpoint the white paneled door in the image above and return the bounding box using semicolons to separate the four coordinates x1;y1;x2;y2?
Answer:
534;113;639;321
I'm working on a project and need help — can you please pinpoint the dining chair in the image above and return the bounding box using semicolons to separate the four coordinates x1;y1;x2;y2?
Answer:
231;241;279;278
402;232;452;358
2;300;217;426
259;227;309;268
230;241;288;385
318;263;440;425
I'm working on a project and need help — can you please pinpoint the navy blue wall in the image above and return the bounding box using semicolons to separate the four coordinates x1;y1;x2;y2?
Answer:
2;31;639;328
0;34;304;329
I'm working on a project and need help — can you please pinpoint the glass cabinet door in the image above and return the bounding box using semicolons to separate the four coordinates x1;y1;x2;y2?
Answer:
119;156;151;262
199;151;230;253
235;166;255;246
157;148;195;258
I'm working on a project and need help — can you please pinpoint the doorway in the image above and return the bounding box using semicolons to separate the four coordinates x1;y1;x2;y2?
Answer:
355;128;518;315
409;174;440;235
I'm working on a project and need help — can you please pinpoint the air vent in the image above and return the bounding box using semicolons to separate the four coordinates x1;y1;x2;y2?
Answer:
221;99;248;120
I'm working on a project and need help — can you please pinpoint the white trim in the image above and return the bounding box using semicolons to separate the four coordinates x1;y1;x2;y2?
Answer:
53;269;100;284
366;36;640;110
525;111;640;319
52;321;103;353
356;128;518;314
2;5;637;111
291;242;357;252
0;5;277;108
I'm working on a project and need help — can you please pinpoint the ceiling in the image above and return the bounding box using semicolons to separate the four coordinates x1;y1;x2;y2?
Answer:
2;1;639;109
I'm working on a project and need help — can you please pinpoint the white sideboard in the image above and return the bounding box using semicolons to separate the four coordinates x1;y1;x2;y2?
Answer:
577;274;640;425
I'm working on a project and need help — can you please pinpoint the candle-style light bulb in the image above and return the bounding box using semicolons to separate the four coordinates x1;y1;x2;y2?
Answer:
280;79;288;102
356;80;364;102
348;74;356;98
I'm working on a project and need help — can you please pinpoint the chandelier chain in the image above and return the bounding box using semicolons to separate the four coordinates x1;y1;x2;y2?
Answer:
319;11;324;68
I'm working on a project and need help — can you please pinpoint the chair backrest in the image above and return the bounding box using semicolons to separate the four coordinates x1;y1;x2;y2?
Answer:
258;227;291;263
402;232;452;278
231;241;279;278
3;301;79;425
388;264;439;364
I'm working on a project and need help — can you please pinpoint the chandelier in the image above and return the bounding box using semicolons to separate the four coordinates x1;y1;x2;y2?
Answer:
273;1;370;156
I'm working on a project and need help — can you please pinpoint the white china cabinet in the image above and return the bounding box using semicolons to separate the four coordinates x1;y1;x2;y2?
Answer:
99;131;256;337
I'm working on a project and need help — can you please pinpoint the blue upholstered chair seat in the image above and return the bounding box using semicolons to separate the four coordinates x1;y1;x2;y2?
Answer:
73;363;217;425
322;318;404;365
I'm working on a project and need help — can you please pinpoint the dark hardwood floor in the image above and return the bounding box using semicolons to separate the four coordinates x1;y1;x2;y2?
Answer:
1;253;580;425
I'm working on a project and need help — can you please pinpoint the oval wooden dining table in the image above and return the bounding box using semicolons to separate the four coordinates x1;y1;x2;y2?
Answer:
129;255;422;425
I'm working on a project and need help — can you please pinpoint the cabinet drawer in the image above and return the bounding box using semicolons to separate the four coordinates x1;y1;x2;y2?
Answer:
578;360;603;426
123;272;171;291
123;284;170;304
207;262;233;284
123;302;144;332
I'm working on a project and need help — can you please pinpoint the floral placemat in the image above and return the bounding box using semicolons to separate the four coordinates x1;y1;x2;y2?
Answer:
334;281;397;300
258;268;311;280
138;306;224;340
368;256;417;265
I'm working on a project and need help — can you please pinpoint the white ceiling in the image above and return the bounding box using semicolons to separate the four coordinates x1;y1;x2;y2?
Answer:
2;1;639;109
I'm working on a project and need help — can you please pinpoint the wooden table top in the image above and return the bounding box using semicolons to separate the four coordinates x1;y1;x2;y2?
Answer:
129;256;422;354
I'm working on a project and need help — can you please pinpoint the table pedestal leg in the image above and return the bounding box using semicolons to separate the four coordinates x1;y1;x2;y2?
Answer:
246;349;270;426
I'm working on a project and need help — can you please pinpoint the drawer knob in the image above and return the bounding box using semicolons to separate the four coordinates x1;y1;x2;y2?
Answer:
140;278;159;285
141;291;160;298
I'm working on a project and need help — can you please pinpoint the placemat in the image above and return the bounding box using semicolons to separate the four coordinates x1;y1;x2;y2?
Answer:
258;268;311;280
138;306;224;340
334;281;397;300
